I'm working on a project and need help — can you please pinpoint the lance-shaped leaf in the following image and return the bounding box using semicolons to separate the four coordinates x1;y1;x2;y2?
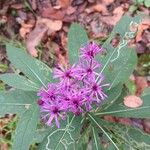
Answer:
92;127;103;150
98;118;150;150
96;88;150;118
33;128;51;144
68;23;89;65
6;44;52;88
88;113;120;150
0;73;40;91
0;90;37;117
38;114;82;150
75;125;91;150
12;104;39;150
96;15;142;89
100;84;122;111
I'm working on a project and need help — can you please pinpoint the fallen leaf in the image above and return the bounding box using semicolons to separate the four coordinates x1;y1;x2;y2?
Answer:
19;22;34;38
102;0;114;5
26;18;62;57
58;0;70;8
92;4;107;14
39;18;62;33
123;95;143;108
136;19;150;42
26;23;48;57
100;5;125;26
41;7;65;20
66;6;76;15
135;76;148;96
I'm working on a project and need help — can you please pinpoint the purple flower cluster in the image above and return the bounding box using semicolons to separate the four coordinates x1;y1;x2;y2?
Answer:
37;42;109;128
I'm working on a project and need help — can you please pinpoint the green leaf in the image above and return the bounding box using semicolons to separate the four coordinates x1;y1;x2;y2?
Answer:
92;127;102;150
12;104;39;150
0;90;37;117
38;114;82;150
6;44;52;88
137;0;144;4
98;119;150;150
144;0;150;7
88;113;120;150
96;87;150;118
125;79;136;95
100;84;123;111
75;125;91;150
0;73;40;91
68;23;89;64
96;15;142;89
33;128;50;144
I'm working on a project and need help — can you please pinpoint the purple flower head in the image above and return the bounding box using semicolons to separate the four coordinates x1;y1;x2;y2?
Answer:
37;83;57;101
40;100;66;128
68;91;84;115
53;65;79;87
80;41;103;59
37;41;109;128
77;59;101;81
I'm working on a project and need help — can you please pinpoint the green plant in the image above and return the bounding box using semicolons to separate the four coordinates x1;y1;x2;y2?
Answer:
0;15;150;150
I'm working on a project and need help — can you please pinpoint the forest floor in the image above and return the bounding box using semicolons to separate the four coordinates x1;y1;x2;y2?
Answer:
0;0;150;149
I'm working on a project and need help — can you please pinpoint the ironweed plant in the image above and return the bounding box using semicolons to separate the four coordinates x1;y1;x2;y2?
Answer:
0;15;150;150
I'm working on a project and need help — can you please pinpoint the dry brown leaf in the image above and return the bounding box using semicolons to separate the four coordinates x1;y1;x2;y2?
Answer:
20;27;31;38
41;8;65;20
26;18;62;57
123;95;143;108
135;76;148;96
102;0;114;5
66;6;76;15
39;18;62;33
136;19;150;42
92;4;107;14
58;0;70;8
26;24;48;57
19;22;34;38
101;6;125;26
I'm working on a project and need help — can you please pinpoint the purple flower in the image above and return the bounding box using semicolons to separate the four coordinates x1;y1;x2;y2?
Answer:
86;76;109;103
37;83;57;101
77;59;101;80
69;91;84;115
41;101;66;128
84;94;93;111
80;42;103;59
37;41;109;128
53;65;79;86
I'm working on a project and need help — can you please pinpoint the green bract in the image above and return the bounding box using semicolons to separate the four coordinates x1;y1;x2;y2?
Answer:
0;15;150;150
